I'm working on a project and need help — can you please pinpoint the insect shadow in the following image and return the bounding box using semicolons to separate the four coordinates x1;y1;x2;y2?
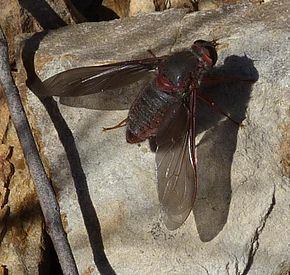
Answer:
148;54;258;241
22;32;116;275
194;55;258;241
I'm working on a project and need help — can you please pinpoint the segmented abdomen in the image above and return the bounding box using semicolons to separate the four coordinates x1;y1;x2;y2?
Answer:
126;81;179;143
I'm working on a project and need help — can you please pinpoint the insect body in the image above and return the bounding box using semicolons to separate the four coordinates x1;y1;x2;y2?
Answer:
39;40;218;230
126;43;216;144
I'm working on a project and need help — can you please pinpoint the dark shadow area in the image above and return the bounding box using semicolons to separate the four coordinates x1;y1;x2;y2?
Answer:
39;232;62;275
70;0;119;21
18;0;119;27
193;55;259;242
39;97;116;275
0;265;8;275
22;32;116;275
17;0;67;29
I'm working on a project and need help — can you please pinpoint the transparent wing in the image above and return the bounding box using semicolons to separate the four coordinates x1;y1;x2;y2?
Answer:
39;57;164;97
156;103;197;230
59;79;153;110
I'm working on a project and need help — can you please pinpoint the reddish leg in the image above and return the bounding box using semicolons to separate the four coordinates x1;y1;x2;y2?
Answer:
197;93;242;126
147;49;157;59
103;118;128;131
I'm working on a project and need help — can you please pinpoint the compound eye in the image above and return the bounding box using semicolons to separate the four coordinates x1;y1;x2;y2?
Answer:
193;40;218;65
206;46;217;65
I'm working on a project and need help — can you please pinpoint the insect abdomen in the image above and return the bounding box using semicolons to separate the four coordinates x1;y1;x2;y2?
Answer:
126;82;179;143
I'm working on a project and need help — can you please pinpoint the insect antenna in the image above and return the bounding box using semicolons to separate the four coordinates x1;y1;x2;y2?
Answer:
147;49;157;59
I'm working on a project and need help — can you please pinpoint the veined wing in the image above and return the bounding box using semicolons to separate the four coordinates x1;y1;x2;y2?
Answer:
39;57;164;97
156;103;197;230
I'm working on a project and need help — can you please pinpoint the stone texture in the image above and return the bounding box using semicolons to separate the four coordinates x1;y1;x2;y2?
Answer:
103;0;196;17
198;0;240;11
103;0;263;16
129;0;156;16
19;0;289;274
198;0;263;11
0;0;82;65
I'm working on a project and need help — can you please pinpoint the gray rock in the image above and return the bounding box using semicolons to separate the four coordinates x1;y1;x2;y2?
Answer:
0;0;82;65
19;1;290;274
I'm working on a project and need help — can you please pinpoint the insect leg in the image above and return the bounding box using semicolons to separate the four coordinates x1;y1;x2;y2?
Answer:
147;49;157;59
196;93;242;126
103;118;128;131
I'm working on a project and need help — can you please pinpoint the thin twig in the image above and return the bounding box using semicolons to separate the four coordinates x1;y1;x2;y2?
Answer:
0;28;78;274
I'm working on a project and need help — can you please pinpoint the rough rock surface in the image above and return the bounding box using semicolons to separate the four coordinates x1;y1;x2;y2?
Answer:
0;0;82;65
19;0;289;274
197;0;263;11
103;0;195;17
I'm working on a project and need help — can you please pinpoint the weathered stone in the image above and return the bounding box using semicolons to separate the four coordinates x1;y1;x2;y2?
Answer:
129;0;156;16
198;0;220;10
198;0;264;11
163;0;195;9
0;0;82;64
19;0;290;274
103;0;196;16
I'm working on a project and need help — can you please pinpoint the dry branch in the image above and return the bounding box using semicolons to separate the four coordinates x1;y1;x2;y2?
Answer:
0;27;78;275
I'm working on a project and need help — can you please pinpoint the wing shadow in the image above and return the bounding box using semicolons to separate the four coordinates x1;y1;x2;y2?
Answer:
193;55;259;242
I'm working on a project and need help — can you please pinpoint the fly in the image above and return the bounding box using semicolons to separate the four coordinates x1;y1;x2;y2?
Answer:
38;40;246;230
